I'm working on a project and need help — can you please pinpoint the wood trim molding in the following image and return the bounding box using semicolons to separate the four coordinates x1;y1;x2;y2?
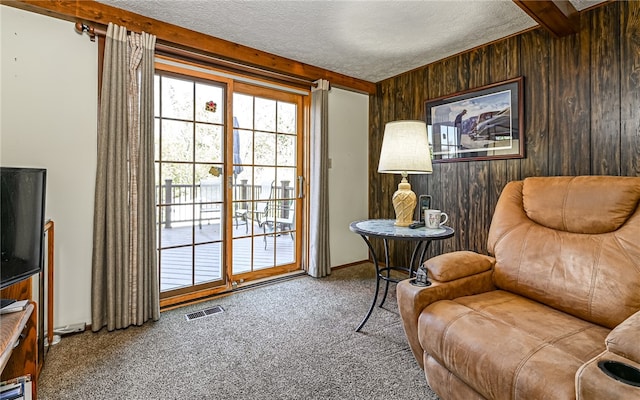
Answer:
3;0;377;94
43;220;54;352
513;0;579;37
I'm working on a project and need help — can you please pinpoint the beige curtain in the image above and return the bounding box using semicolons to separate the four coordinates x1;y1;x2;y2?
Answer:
307;79;331;278
92;23;159;331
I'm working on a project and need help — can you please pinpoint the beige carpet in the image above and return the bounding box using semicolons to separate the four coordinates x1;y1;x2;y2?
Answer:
38;263;439;399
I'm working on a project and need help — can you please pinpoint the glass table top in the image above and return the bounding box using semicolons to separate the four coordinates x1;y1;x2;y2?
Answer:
349;219;454;240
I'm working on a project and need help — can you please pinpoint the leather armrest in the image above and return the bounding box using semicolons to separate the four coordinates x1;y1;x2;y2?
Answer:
397;253;496;368
576;351;640;399
576;312;640;399
426;250;495;282
606;310;640;363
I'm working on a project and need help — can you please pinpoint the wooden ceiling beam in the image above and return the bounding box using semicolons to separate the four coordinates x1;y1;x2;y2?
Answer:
2;0;377;94
513;0;579;38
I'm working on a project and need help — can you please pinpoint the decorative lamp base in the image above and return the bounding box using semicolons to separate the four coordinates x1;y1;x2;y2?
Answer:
392;178;416;227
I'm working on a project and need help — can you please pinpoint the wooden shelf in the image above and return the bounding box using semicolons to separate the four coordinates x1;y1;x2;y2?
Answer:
0;219;54;399
1;302;38;398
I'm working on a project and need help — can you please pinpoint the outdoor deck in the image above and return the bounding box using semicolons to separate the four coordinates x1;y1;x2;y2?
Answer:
159;220;296;292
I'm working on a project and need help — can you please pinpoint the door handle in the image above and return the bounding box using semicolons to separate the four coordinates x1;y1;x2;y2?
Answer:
297;176;304;198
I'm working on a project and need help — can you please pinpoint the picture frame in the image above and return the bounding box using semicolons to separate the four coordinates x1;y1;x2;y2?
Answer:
425;76;524;163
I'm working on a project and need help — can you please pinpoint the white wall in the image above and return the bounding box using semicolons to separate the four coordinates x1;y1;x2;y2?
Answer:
1;6;98;328
0;6;370;327
328;88;369;266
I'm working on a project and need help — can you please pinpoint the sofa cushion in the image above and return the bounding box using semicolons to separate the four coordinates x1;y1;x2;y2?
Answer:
419;291;609;400
424;354;486;400
487;177;640;328
522;176;640;234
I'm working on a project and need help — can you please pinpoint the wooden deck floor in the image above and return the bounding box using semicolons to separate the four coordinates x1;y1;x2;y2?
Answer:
159;220;296;292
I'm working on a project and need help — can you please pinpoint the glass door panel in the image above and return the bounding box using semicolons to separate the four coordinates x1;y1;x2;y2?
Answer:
230;84;302;279
156;71;227;297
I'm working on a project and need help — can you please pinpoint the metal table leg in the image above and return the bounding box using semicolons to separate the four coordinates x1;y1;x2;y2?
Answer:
379;239;424;307
356;235;435;332
356;234;380;332
408;241;425;278
420;241;429;265
378;239;391;307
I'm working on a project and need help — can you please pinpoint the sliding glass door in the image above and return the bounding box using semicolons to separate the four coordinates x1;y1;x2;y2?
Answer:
155;61;304;302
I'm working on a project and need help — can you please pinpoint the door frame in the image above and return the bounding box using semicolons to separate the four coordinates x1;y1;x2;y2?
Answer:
156;57;309;309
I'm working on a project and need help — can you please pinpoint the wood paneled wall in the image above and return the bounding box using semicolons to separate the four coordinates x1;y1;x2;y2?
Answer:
368;1;640;266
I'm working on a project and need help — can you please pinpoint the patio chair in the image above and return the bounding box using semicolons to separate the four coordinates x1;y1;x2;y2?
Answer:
248;181;276;232
258;181;295;249
233;205;249;233
230;179;249;234
198;178;221;229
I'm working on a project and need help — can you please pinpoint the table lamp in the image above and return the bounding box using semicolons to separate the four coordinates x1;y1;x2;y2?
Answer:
377;120;433;226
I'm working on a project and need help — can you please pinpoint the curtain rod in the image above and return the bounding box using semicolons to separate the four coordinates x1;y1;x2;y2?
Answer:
75;23;317;90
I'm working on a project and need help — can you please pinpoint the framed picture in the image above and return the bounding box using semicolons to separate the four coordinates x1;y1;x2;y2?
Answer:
425;76;524;163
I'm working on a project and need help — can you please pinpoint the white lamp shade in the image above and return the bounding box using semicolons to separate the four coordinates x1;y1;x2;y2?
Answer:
377;120;433;174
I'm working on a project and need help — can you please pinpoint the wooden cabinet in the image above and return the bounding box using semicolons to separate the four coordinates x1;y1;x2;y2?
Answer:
0;221;53;399
0;302;38;398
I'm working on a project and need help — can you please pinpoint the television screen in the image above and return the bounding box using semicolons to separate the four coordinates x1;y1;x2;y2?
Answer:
0;167;47;290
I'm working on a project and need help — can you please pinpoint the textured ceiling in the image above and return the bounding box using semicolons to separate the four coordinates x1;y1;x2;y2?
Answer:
98;0;606;83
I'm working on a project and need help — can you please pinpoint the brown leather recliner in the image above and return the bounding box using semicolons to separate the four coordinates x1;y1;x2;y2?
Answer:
397;176;640;400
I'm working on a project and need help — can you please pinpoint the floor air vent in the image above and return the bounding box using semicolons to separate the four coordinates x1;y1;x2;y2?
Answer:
185;305;224;321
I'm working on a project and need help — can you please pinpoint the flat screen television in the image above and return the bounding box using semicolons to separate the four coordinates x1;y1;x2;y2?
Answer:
0;167;47;295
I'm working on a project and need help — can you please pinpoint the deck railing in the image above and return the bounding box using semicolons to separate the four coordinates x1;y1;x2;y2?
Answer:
157;179;293;228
